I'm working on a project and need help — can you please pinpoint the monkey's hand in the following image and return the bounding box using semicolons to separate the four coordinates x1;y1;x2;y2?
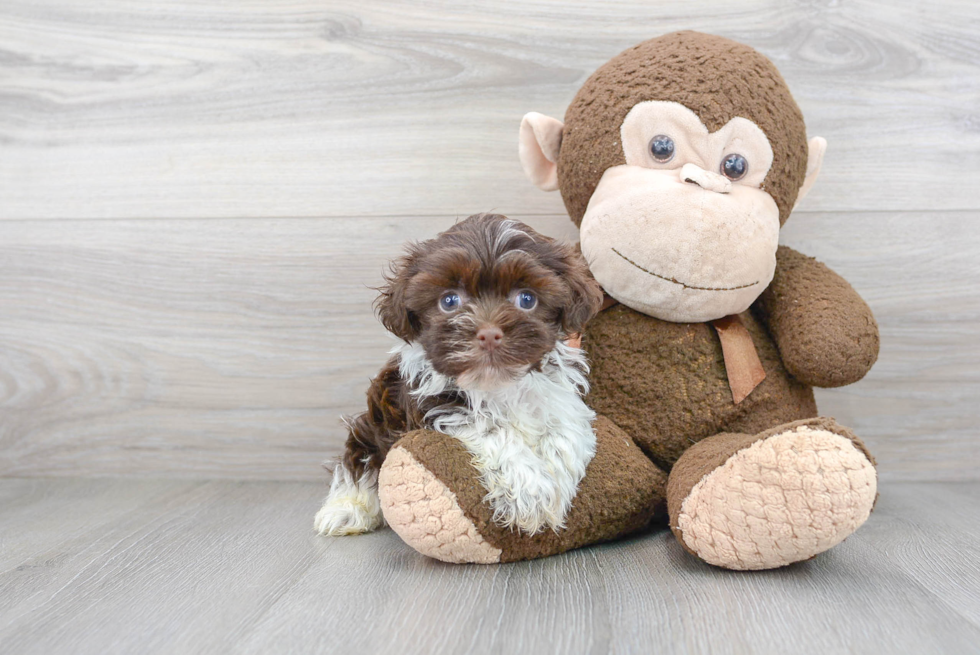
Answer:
752;245;879;388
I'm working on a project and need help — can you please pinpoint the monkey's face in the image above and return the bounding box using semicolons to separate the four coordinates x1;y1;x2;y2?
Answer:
518;31;826;324
578;101;781;322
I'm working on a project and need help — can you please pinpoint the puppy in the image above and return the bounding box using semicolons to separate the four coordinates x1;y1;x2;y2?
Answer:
314;213;604;537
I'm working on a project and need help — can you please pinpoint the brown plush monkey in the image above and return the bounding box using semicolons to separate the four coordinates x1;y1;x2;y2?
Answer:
376;31;880;569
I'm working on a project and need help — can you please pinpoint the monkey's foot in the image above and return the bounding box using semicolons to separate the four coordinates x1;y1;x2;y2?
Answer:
378;417;667;563
667;417;877;570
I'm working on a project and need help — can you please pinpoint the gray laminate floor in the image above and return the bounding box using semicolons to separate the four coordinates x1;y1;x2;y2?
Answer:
1;478;978;655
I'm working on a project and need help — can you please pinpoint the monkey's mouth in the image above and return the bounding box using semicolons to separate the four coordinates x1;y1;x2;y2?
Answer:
611;248;759;292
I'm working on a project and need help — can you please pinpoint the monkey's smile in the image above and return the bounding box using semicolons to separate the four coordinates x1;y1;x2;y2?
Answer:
611;248;760;292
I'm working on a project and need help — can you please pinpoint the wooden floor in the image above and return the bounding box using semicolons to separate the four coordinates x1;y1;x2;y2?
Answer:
0;478;977;655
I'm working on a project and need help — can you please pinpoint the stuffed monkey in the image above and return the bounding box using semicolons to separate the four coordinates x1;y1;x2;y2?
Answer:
376;32;880;570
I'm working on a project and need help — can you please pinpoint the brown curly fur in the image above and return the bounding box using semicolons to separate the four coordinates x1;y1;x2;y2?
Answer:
339;213;602;480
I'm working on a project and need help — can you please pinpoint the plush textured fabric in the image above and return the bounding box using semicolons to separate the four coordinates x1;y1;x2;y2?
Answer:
376;31;881;569
579;162;781;322
619;103;775;188
582;304;818;473
519;112;563;191
666;417;878;569
379;446;502;564
557;31;808;226
381;417;667;563
755;246;880;388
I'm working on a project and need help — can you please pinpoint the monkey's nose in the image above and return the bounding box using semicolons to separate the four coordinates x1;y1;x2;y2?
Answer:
681;163;732;194
476;326;504;351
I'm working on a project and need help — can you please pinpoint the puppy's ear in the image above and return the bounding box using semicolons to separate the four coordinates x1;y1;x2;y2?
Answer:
554;243;604;334
375;251;421;342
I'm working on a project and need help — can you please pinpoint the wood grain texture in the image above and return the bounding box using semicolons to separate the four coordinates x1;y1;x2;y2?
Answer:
0;0;979;220
0;479;325;654
0;477;198;571
0;214;577;479
0;478;978;654
1;211;977;480
0;0;978;481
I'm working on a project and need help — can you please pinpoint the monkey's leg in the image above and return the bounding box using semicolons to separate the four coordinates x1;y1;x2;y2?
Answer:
666;417;877;570
377;416;667;564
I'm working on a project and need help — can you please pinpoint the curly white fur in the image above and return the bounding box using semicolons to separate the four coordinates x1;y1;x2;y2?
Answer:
395;340;597;535
314;466;384;536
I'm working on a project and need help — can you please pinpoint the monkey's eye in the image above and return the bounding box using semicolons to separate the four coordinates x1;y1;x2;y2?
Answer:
514;290;537;311
439;292;462;313
649;135;675;162
721;153;749;180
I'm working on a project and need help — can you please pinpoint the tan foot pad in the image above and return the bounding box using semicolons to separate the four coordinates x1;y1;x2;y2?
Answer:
676;425;877;570
378;446;502;564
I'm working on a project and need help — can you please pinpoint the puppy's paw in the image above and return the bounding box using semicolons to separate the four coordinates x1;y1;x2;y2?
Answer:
313;498;382;536
314;467;384;536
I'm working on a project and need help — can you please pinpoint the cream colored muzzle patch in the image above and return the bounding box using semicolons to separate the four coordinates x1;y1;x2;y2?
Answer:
580;164;780;323
676;426;877;570
379;446;502;564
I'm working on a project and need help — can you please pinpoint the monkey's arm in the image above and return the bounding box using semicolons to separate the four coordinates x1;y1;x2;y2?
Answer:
752;245;879;388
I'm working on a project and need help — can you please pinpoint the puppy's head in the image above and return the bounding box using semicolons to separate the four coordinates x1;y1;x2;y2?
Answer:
377;213;603;391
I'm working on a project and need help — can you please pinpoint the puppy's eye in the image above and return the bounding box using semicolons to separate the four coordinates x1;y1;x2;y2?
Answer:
721;153;748;180
514;290;537;311
649;135;675;163
439;292;461;313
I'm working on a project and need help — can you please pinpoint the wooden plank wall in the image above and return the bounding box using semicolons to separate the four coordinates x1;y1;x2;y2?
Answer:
1;0;978;481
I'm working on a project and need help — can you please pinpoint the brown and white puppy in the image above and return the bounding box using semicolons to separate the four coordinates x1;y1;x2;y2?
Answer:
314;213;604;537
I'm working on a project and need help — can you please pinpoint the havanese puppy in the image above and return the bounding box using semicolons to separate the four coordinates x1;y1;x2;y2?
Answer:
314;213;604;538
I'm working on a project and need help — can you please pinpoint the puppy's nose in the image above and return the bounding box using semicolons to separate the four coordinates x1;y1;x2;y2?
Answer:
476;326;504;351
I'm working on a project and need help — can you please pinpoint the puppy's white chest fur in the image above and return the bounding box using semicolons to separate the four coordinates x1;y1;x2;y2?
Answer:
396;341;597;534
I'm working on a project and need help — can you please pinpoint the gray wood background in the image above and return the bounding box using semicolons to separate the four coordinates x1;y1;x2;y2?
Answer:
1;0;978;481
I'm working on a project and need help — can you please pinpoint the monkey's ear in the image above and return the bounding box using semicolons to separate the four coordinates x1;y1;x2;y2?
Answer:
794;137;827;209
519;112;564;191
375;260;421;342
